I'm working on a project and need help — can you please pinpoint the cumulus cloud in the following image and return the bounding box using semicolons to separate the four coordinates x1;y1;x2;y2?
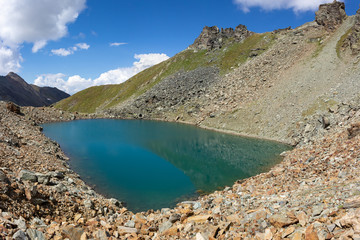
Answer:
0;0;86;73
34;53;170;94
110;42;128;47
0;44;22;75
233;0;337;12
34;73;93;94
51;43;90;56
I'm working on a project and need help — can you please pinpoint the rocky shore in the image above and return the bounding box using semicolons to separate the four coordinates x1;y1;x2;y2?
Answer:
0;99;359;239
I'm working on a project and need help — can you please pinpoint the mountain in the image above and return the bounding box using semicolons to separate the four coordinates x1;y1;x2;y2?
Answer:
0;72;69;107
56;1;360;145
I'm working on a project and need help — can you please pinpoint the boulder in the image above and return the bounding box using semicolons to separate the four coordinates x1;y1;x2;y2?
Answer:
6;102;21;114
19;170;37;182
315;1;346;30
12;230;28;240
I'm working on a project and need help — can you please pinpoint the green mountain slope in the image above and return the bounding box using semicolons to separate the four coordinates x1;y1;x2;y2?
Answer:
55;33;275;113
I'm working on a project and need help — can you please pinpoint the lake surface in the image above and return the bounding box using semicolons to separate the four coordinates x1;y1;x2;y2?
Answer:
42;119;291;212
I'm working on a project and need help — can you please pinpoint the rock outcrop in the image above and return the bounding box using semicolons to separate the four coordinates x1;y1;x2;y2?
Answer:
0;72;70;107
189;24;253;50
343;7;360;54
315;0;346;30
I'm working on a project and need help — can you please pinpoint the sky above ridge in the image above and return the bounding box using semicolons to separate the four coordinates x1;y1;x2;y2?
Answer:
0;0;358;94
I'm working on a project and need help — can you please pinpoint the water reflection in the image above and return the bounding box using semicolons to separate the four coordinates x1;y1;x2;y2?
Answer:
42;119;291;211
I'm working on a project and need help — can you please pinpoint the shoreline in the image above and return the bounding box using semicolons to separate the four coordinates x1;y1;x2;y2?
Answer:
1;103;360;239
41;116;290;213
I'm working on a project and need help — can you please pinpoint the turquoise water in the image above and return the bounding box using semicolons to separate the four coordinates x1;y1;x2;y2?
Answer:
42;119;291;212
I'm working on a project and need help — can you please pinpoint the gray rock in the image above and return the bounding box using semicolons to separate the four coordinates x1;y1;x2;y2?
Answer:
312;204;324;216
94;230;109;240
54;183;67;193
84;199;94;209
26;229;45;240
327;223;336;232
19;170;37;182
322;116;330;128
14;218;27;231
169;214;181;223
30;218;45;228
181;201;202;210
35;173;50;185
13;230;28;240
124;220;135;228
51;171;64;179
109;198;123;207
159;221;172;233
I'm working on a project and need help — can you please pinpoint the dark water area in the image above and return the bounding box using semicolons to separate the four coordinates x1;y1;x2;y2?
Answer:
42;119;291;212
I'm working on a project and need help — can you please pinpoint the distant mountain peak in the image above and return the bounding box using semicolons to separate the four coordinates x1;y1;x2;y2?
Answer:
0;73;70;107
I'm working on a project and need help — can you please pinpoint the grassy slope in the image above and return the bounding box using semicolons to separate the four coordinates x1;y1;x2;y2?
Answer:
55;33;276;113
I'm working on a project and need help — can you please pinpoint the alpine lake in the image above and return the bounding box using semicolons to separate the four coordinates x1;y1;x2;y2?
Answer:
42;119;291;212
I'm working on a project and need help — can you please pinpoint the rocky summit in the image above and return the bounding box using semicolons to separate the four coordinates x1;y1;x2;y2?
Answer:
189;24;253;50
2;1;360;239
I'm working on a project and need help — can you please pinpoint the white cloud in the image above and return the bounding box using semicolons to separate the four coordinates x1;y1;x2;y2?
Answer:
34;53;170;94
0;44;22;75
110;42;127;47
51;42;90;56
51;48;73;57
0;0;86;74
76;43;90;50
233;0;338;12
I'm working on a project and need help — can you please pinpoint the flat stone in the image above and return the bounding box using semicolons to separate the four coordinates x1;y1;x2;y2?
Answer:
124;220;135;228
117;226;138;234
62;225;84;240
312;204;324;216
162;226;178;236
185;215;212;223
269;213;298;228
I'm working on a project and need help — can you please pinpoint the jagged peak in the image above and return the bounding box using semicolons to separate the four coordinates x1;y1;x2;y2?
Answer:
315;0;346;30
189;24;253;51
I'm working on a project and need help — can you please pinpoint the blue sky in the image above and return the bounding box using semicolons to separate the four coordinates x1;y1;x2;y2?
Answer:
0;0;358;94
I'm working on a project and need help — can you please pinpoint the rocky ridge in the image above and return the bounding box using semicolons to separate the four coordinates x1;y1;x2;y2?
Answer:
189;24;253;50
